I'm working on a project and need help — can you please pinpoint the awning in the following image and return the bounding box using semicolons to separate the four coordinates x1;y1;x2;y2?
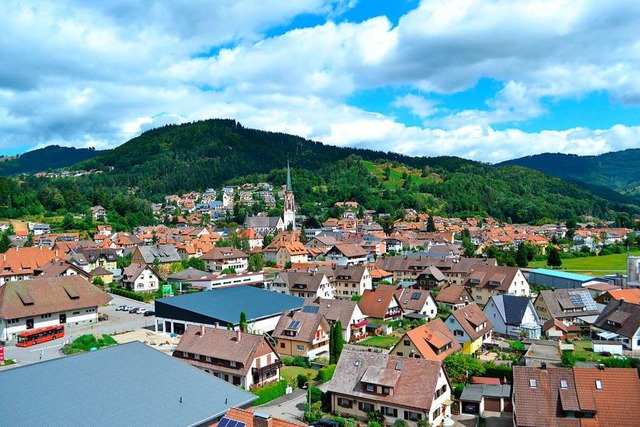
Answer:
597;331;619;340
351;319;369;328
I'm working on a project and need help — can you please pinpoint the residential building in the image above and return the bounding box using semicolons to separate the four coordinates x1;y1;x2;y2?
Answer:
244;216;284;236
0;276;111;341
0;341;257;427
394;287;438;320
32;259;91;280
463;265;530;305
595;288;640;305
131;244;181;278
174;325;281;389
444;303;493;355
533;289;600;326
390;318;461;361
325;244;368;266
201;246;249;273
591;299;640;351
302;297;368;342
269;270;335;299
435;285;473;310
272;310;330;360
483;295;541;339
121;263;160;293
512;366;640;426
358;285;403;321
0;247;59;285
154;286;304;335
327;350;452;426
90;205;106;220
331;265;372;300
68;247;118;272
222;408;305;427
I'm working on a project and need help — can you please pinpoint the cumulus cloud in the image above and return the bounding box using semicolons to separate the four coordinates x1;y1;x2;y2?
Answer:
0;0;639;162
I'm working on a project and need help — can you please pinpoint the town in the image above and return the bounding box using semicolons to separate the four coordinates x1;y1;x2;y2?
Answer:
1;166;639;427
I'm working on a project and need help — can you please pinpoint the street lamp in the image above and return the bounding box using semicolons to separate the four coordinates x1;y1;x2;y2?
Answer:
304;381;311;422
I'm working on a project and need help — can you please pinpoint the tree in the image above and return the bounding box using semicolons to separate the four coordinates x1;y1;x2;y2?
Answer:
547;247;562;268
426;215;436;232
329;323;336;364
248;253;264;272
239;311;247;332
0;232;11;253
561;350;576;367
515;243;528;268
221;267;237;275
334;320;344;362
182;257;206;271
443;352;486;384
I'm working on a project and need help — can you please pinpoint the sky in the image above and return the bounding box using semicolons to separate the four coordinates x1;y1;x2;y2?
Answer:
1;0;640;163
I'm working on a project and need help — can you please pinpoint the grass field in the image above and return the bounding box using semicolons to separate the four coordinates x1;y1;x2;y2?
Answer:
280;366;317;384
528;249;640;277
359;335;400;348
573;340;607;363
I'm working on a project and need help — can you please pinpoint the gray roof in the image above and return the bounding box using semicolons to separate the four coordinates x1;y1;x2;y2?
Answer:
155;286;304;324
138;244;182;263
490;294;535;326
460;384;511;402
168;267;212;281
0;341;256;427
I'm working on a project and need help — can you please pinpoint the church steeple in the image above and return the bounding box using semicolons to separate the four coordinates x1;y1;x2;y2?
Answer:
286;160;292;192
284;161;296;230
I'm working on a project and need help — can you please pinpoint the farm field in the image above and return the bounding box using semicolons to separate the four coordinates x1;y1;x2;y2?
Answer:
528;249;640;277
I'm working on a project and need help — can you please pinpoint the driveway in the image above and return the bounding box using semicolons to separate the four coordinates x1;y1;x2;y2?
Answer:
257;383;330;423
483;411;513;427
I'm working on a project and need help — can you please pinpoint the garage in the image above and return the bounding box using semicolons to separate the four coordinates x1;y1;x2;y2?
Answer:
484;397;501;412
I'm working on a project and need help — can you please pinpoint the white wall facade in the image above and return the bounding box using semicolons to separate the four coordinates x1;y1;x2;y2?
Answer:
1;307;99;341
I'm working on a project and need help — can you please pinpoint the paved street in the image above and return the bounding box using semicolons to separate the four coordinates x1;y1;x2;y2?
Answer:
2;294;156;369
257;383;330;424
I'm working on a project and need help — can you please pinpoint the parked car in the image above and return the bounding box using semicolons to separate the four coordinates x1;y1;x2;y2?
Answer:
137;308;148;315
115;305;127;311
313;420;341;427
129;307;140;314
143;310;155;317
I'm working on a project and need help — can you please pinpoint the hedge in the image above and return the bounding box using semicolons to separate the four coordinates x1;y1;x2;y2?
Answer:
251;380;287;406
110;287;153;302
315;364;336;382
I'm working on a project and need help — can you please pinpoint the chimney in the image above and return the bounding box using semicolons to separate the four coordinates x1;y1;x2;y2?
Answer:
200;324;205;337
598;363;605;370
253;412;273;427
540;361;547;370
236;329;241;342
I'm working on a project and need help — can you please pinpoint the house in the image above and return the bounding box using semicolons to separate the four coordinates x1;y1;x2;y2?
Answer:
325;243;368;266
444;303;493;355
0;341;257;427
394;287;438;320
69;247;118;272
415;266;448;289
459;383;512;417
595;288;640;305
0;247;59;285
271;241;310;267
390;318;461;361
331;265;373;300
89;266;114;285
32;259;91;281
463;265;530;305
512;366;640;426
303;297;368;342
0;276;111;341
221;407;305;427
154;286;304;335
435;285;473;310
272;310;330;360
90;205;106;221
269;270;335;299
483;295;541;339
174;325;281;389
358;285;403;321
305;235;339;253
327;350;453;426
542;318;581;341
533;289;600;326
201;246;249;273
121;263;160;293
131;244;181;278
591;299;640;351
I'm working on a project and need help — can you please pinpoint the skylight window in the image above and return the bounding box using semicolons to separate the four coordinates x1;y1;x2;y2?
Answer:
560;380;568;389
595;380;603;390
529;379;537;388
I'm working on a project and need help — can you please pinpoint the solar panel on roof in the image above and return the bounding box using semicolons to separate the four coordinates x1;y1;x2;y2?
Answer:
411;292;421;300
219;418;230;427
302;306;319;314
288;320;301;330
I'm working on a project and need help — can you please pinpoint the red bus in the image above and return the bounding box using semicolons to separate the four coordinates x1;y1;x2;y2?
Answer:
16;325;65;347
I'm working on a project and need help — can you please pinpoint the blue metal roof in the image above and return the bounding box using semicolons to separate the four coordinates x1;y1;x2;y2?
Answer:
530;268;595;282
156;286;304;324
0;341;256;427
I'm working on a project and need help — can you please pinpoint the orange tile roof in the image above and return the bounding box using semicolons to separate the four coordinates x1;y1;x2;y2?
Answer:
403;318;461;361
0;247;59;278
222;408;305;427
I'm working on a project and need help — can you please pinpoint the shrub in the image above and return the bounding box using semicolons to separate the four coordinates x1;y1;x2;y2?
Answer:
109;287;154;302
281;356;294;366
368;411;385;424
252;380;287;406
63;334;117;355
309;386;323;404
393;420;409;427
291;355;310;368
510;341;525;352
484;362;513;383
561;350;576;368
297;373;310;389
315;364;336;382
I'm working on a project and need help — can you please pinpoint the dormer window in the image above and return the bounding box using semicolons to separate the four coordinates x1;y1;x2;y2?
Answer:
366;384;375;392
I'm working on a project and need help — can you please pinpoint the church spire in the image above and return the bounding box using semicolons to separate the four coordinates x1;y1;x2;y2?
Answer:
286;160;292;191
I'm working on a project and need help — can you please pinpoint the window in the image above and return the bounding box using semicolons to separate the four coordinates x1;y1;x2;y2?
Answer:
358;402;374;412
454;330;463;337
404;410;422;421
8;318;20;324
296;345;304;351
404;340;410;346
595;380;602;390
560;380;568;389
529;379;537;388
338;398;352;408
72;311;80;315
40;313;52;319
194;354;200;360
280;342;285;348
381;406;397;417
205;356;211;362
230;361;236;367
366;384;375;392
183;352;190;358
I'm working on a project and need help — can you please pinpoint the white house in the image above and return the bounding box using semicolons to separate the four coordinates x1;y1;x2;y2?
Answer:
121;263;159;293
483;294;541;339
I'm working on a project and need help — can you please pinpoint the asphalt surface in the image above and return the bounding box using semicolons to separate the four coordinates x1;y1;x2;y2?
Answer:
257;383;330;424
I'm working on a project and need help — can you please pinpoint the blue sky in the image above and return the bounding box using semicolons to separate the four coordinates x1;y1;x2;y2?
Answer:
1;0;640;162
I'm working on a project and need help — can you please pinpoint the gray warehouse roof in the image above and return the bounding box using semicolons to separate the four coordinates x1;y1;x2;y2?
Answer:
155;285;305;324
0;341;256;427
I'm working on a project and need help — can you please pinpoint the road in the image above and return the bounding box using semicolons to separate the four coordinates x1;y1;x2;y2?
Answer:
2;294;156;369
257;383;330;424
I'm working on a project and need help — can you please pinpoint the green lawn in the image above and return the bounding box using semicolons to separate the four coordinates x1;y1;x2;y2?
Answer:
280;366;317;384
573;340;606;363
359;335;400;348
528;249;640;277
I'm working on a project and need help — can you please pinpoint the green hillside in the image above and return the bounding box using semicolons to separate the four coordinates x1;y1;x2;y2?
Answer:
0;145;103;176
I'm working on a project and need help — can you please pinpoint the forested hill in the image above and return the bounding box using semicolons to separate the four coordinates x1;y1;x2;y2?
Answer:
0;145;103;176
498;150;640;198
1;119;638;229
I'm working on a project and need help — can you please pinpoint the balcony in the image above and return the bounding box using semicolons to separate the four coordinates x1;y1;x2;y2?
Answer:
252;360;282;377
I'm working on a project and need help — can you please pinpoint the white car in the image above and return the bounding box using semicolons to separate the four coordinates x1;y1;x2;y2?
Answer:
137;308;148;315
